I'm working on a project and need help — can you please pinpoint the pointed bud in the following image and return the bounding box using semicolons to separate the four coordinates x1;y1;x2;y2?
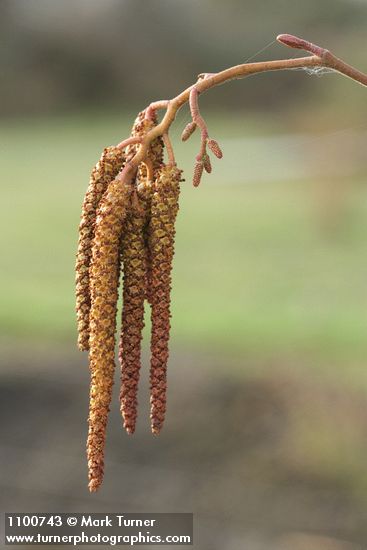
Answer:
277;34;325;57
207;138;223;159
193;162;204;187
181;121;197;142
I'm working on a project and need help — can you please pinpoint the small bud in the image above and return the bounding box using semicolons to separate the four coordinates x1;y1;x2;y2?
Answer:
277;34;325;57
207;138;223;159
181;121;197;142
193;162;204;187
203;154;212;174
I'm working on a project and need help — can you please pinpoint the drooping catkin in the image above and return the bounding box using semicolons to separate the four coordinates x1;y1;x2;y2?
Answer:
75;146;125;351
87;172;133;492
203;154;212;174
181;121;197;142
148;164;182;434
207;138;223;159
118;113;164;434
119;196;150;434
193;161;204;187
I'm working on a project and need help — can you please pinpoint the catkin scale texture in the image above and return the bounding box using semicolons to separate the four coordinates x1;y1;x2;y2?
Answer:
126;111;164;177
148;165;182;434
87;174;133;492
119;204;149;434
193;161;204;187
118;112;164;433
75;146;125;351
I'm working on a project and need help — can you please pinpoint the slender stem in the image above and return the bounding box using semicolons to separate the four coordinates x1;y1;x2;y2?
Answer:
189;87;209;161
116;160;137;183
118;34;366;173
142;158;154;182
116;136;142;149
162;133;176;165
128;56;320;168
145;100;170;121
323;52;367;86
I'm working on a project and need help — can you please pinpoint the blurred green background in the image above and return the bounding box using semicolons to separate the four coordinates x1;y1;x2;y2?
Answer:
1;1;367;549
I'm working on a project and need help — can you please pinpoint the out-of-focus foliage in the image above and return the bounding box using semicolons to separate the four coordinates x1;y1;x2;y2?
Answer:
1;112;366;379
1;3;367;546
1;0;366;117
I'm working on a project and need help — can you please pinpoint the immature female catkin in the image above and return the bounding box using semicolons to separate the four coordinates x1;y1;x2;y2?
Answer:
148;164;182;434
87;171;133;492
75;146;125;351
119;113;164;434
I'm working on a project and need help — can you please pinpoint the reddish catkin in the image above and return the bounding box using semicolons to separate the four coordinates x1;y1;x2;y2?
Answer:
181;121;197;142
148;164;182;434
118;114;164;434
119;196;149;434
87;173;133;492
193;161;204;187
207;138;223;159
203;154;212;174
75;146;125;351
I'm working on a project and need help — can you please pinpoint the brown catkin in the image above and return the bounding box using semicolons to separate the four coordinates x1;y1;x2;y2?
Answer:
87;172;133;492
119;196;150;434
148;164;182;434
118;112;164;434
75;146;125;351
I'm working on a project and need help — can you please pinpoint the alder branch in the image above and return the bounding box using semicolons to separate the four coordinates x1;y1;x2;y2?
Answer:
278;33;367;85
80;33;366;491
118;33;367;182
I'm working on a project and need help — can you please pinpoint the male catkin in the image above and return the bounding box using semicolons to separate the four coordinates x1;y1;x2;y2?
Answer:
119;203;149;434
75;146;125;351
118;113;164;434
148;164;182;434
87;173;133;492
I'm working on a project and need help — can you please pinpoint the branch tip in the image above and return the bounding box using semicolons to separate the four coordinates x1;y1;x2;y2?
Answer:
116;34;366;177
163;132;176;165
277;34;325;58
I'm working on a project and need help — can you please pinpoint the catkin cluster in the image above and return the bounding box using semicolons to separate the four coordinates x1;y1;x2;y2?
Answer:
75;147;126;351
119;111;164;436
75;111;182;492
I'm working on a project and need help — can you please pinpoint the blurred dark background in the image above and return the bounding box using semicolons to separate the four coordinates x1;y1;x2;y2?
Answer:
1;1;367;549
